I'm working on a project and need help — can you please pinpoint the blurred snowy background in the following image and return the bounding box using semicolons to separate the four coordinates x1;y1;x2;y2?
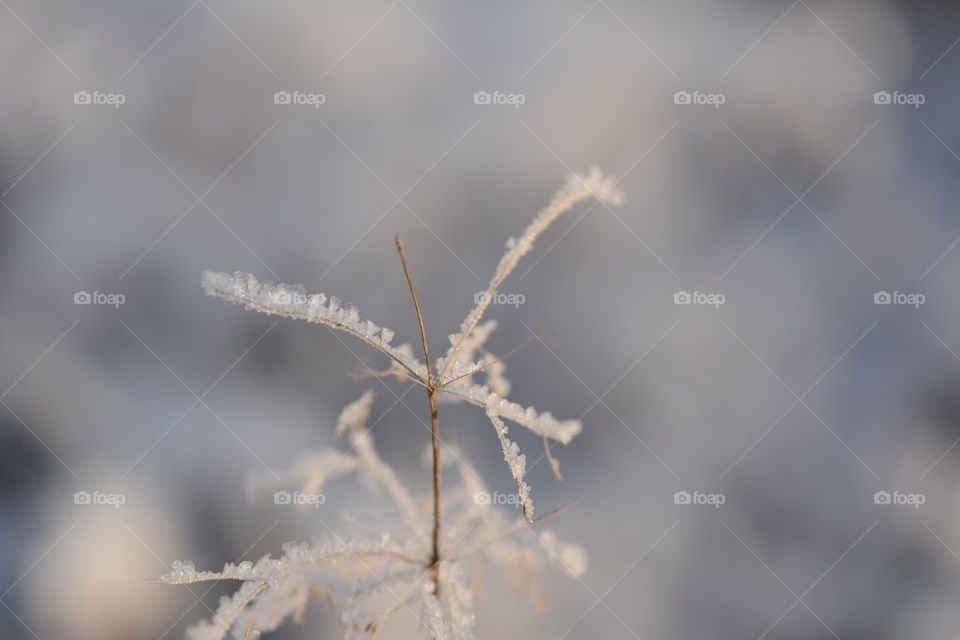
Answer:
3;0;960;638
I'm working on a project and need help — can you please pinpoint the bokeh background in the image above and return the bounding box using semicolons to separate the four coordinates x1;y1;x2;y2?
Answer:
3;1;960;638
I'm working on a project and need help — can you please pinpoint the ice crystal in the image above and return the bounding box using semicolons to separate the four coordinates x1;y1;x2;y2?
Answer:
486;406;533;521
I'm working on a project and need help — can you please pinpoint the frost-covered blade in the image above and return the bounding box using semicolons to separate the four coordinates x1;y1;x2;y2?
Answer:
202;270;426;381
485;407;534;522
157;538;420;640
439;168;623;382
442;382;582;444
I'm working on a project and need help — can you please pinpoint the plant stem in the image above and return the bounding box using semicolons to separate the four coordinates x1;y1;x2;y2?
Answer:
394;236;442;595
428;384;441;589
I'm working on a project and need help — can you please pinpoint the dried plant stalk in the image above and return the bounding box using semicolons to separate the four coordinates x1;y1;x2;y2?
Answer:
162;168;622;640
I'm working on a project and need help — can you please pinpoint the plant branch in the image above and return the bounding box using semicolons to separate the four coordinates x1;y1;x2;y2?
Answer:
394;237;432;387
394;236;442;594
347;361;429;389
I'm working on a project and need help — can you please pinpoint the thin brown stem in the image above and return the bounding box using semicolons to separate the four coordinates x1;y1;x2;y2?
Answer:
428;386;440;587
394;236;442;594
394;237;432;387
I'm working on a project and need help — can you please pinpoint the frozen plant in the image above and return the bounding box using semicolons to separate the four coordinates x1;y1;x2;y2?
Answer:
157;168;624;639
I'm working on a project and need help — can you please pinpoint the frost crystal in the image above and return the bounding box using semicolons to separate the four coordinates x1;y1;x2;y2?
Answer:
445;381;582;444
486;407;534;521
